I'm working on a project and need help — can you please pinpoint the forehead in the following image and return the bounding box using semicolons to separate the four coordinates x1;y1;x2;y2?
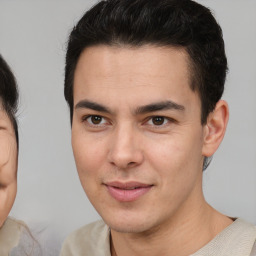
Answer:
75;45;191;81
73;45;199;110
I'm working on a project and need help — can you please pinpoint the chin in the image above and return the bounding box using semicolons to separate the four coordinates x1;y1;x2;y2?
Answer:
101;211;155;234
108;221;149;234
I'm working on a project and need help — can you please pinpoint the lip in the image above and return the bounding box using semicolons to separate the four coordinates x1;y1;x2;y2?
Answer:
104;181;153;202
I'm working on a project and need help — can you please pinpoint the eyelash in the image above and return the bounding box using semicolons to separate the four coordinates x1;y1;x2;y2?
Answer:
82;115;110;127
82;115;175;129
144;116;173;127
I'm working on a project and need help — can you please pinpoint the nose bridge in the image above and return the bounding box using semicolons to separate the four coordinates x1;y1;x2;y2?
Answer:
108;121;143;169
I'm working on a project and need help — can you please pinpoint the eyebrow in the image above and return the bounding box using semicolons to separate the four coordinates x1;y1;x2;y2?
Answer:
75;100;112;114
75;99;185;115
135;100;185;115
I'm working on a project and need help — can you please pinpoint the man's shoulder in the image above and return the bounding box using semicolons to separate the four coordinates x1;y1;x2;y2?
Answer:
232;218;256;244
192;218;256;256
60;220;111;256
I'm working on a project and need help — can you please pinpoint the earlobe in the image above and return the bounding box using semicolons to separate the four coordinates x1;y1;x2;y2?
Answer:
202;100;229;157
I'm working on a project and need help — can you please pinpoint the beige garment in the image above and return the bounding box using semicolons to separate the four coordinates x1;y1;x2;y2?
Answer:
0;218;23;256
60;221;111;256
0;217;41;256
191;219;256;256
60;218;256;256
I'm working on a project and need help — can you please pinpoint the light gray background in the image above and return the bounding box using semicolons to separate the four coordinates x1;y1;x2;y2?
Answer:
0;0;255;252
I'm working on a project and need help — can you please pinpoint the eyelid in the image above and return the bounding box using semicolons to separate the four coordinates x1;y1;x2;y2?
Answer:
143;116;176;126
82;115;110;127
81;114;176;129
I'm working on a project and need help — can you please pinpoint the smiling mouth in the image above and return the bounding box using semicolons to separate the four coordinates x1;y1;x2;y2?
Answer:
104;181;153;202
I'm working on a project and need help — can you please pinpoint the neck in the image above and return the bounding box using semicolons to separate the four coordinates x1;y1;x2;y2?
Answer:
110;194;233;256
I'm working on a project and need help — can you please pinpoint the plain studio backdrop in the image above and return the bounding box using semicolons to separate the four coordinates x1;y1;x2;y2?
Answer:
0;0;256;253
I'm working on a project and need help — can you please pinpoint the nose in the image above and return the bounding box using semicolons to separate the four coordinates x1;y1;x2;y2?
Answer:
107;124;144;170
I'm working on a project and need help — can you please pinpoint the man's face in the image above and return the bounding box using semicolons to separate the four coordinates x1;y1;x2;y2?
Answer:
0;108;17;227
72;45;207;233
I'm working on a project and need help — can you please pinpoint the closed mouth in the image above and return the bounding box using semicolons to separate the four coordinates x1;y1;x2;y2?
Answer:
104;181;153;202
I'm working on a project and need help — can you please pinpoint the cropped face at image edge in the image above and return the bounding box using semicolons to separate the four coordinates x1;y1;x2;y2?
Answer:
0;109;17;227
71;45;224;234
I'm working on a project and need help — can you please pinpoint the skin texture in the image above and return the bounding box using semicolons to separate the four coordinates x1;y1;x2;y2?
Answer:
71;45;232;256
0;108;18;228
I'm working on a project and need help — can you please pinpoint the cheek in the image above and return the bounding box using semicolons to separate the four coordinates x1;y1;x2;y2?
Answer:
0;134;17;227
71;132;111;208
144;135;203;213
0;134;17;186
145;131;203;184
0;135;14;166
71;131;108;185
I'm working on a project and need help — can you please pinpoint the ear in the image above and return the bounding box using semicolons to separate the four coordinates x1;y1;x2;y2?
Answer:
202;100;229;157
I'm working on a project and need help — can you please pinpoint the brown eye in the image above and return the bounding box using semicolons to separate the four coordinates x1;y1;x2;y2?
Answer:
90;116;102;125
152;116;165;125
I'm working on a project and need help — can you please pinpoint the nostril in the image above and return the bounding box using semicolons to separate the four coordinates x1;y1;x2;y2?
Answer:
127;161;136;167
108;155;142;170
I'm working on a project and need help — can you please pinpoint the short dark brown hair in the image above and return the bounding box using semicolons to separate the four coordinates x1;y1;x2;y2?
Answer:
64;0;227;125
